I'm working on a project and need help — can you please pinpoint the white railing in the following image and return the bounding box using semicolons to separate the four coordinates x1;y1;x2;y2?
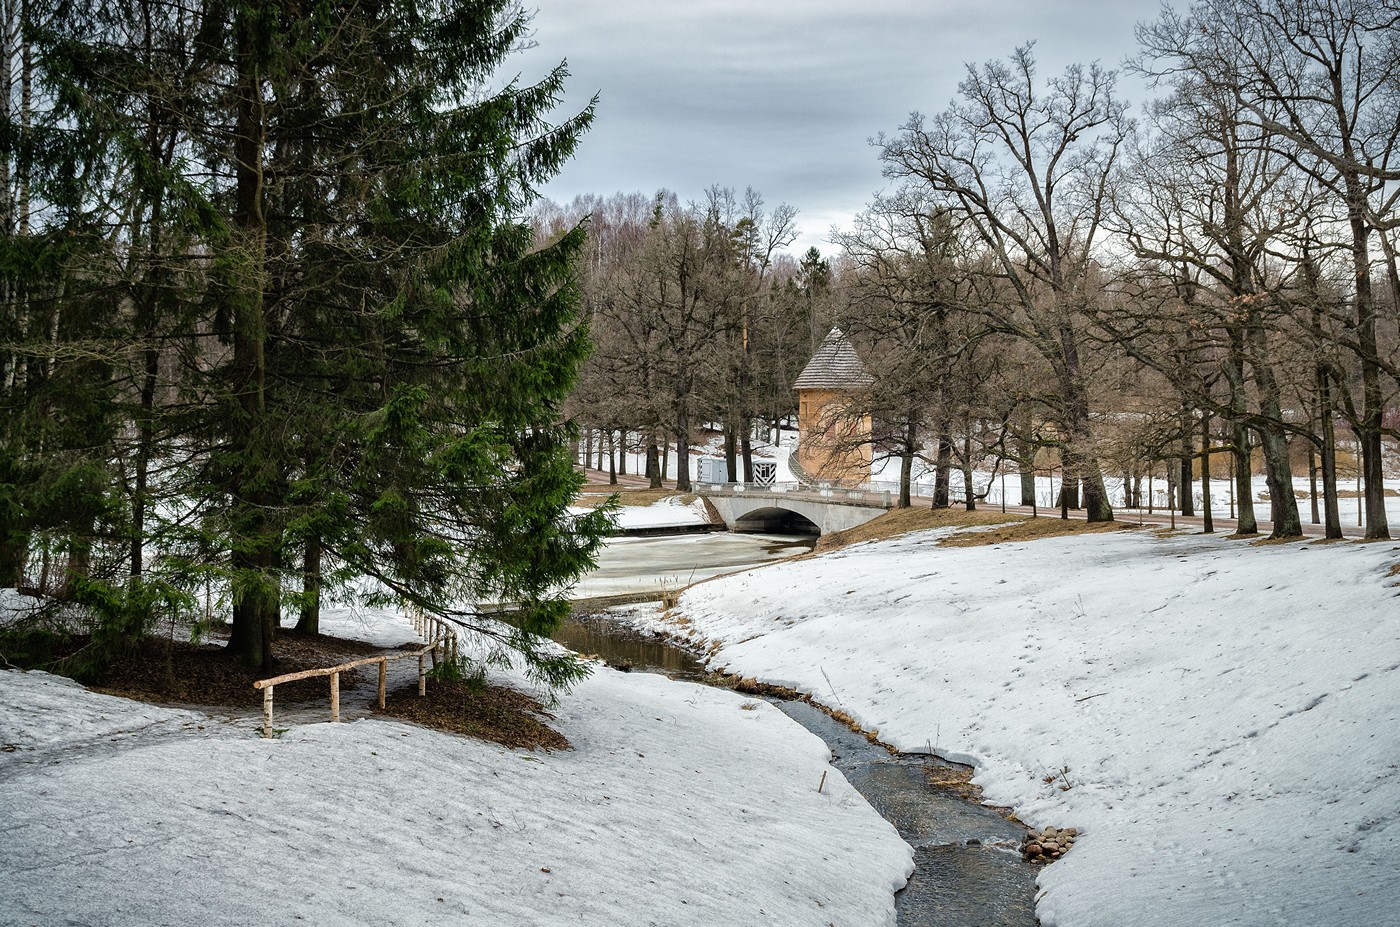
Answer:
696;481;893;508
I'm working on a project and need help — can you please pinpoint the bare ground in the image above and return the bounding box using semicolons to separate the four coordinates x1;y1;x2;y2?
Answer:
8;630;569;751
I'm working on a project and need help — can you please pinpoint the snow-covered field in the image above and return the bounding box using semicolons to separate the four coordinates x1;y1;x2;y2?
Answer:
581;494;713;530
0;614;911;925
629;526;1400;927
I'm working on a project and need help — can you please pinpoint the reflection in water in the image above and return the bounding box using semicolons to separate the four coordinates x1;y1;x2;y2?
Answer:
569;531;813;600
558;605;1037;927
554;615;708;678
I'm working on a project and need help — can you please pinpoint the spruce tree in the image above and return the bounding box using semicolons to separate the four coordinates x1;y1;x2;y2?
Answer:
25;0;606;682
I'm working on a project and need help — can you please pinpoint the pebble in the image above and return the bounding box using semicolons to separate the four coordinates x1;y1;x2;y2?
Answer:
1022;826;1081;863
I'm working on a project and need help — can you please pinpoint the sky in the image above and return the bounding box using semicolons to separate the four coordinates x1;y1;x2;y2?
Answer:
517;0;1171;259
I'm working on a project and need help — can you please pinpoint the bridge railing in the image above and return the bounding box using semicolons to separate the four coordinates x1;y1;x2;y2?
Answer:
696;481;893;508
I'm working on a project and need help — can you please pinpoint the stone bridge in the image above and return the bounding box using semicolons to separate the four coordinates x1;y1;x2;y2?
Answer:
695;482;894;536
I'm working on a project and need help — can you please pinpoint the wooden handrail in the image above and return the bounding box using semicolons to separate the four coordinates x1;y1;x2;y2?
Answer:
252;647;433;690
254;603;459;738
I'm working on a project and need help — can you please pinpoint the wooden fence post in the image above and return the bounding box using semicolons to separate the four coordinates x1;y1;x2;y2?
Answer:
377;658;387;709
418;654;426;696
330;671;340;722
263;686;274;738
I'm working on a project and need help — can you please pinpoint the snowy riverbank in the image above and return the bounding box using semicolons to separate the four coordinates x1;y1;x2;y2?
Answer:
628;526;1400;927
0;615;911;925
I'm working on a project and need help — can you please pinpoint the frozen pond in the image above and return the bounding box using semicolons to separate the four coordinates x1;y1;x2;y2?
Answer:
568;532;813;600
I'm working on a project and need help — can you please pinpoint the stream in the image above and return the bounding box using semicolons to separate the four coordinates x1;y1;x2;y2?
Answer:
557;531;1040;925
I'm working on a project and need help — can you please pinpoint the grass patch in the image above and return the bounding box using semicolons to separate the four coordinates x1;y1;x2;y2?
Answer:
814;506;1133;552
1249;535;1309;546
937;516;1134;548
815;506;1019;553
378;678;569;751
574;489;699;508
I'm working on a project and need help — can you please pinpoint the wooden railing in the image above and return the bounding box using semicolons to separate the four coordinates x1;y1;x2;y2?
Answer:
252;603;459;738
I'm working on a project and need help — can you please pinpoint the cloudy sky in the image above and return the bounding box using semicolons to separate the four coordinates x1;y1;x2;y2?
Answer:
517;0;1169;258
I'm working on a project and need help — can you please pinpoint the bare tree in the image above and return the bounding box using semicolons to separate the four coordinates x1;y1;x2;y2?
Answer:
1139;0;1400;538
877;45;1130;522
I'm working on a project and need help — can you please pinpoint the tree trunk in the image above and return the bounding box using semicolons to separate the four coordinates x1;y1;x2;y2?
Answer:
1345;176;1390;539
932;419;952;509
675;410;692;492
1231;419;1257;536
962;433;976;512
646;438;661;489
617;429;626;477
225;15;278;670
1058;333;1112;522
1318;371;1342;539
723;424;737;483
1244;314;1301;537
898;422;914;508
1257;425;1300;538
1014;421;1037;505
130;344;158;581
1057;474;1080;511
740;430;753;483
1307;445;1320;525
607;430;616;485
295;535;321;635
1179;414;1194;516
0;532;25;586
1201;413;1213;534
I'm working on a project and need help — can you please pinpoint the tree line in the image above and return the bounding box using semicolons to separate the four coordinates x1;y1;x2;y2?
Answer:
0;0;608;679
563;0;1400;541
538;187;837;491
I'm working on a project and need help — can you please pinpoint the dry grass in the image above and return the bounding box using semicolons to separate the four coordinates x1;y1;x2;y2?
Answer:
378;678;570;751
814;506;1019;553
814;506;1133;553
1249;535;1310;546
937;516;1135;548
1287;487;1398;499
574;489;699;509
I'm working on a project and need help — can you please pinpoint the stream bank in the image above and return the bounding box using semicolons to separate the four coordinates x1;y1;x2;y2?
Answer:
558;611;1040;926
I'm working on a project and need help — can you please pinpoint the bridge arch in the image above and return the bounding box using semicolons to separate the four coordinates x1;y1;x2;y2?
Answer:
698;485;891;537
732;506;821;535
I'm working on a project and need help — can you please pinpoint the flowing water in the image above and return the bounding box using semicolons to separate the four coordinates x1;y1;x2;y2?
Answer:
559;571;1040;926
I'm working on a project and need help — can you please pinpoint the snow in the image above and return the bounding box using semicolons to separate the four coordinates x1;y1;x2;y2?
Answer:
0;624;911;925
606;495;713;530
569;494;714;531
630;526;1400;927
568;533;810;600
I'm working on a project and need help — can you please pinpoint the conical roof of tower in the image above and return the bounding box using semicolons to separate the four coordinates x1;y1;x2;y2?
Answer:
793;328;874;390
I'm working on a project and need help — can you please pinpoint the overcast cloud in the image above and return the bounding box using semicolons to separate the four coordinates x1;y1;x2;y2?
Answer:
518;0;1169;257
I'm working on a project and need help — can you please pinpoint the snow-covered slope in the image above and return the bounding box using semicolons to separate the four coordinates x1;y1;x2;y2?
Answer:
643;527;1400;927
1;660;910;925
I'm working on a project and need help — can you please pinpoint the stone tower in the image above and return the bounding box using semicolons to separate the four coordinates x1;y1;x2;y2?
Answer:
793;328;873;485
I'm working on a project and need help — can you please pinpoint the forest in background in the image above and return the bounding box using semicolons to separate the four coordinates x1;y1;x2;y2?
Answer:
557;0;1400;543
